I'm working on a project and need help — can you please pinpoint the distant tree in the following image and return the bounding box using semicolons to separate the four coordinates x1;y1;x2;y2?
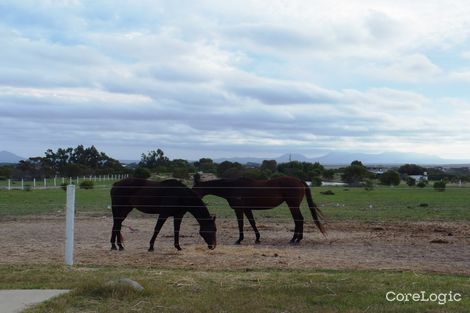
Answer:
322;169;335;180
398;164;426;175
277;161;304;178
243;168;270;180
220;166;244;179
379;170;401;186
351;160;364;167
426;168;449;181
195;158;217;173
260;160;277;174
341;161;369;185
139;149;170;171
0;165;13;179
303;162;324;180
41;145;124;176
217;161;243;178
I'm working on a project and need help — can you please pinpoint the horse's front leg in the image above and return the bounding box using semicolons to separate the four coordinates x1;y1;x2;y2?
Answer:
148;214;168;252
111;214;128;251
234;208;244;244
173;215;183;251
244;209;260;244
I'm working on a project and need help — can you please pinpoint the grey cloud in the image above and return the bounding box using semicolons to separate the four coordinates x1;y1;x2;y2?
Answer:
226;77;342;105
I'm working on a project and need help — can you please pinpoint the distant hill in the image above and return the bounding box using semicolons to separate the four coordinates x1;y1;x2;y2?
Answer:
214;151;470;166
0;151;24;163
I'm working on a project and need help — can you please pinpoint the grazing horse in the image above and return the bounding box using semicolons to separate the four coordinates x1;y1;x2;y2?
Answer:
193;175;325;244
110;178;217;251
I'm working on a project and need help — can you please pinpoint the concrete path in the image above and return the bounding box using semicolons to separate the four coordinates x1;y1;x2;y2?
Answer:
0;290;69;313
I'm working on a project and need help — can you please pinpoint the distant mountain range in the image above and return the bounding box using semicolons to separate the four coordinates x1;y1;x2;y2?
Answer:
0;151;24;163
215;152;470;166
2;150;469;166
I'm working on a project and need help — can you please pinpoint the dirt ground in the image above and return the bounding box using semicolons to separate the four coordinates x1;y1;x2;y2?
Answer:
0;215;469;275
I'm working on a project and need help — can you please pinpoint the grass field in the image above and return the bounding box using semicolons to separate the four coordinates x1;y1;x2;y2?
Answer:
1;185;469;221
0;265;468;313
1;184;469;312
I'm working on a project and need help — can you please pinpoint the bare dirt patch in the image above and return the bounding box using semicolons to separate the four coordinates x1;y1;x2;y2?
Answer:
1;215;469;274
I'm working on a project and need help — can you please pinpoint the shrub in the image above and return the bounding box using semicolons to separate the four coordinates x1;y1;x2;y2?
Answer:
172;167;190;179
433;181;446;192
310;176;323;187
417;181;427;188
406;177;416;187
79;180;94;189
133;167;151;179
364;179;374;191
61;182;76;191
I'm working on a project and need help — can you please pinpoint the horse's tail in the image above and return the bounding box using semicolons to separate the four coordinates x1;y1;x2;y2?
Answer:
303;182;326;236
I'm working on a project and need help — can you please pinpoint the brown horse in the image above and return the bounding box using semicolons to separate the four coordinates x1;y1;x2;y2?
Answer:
193;174;325;244
111;178;216;251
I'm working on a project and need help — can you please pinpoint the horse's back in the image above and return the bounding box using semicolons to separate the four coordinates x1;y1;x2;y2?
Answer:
112;178;204;214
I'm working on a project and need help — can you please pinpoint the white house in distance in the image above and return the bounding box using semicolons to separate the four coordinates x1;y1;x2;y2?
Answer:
409;172;428;182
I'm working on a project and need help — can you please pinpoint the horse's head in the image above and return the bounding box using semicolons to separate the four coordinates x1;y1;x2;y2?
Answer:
199;215;217;250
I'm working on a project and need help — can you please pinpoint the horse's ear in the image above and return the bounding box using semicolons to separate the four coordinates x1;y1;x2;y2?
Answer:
211;215;216;222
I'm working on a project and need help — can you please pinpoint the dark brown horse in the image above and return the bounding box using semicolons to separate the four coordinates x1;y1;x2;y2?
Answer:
110;178;216;251
193;175;325;244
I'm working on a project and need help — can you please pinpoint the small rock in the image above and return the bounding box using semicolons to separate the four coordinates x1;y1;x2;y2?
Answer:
430;239;449;244
106;278;144;291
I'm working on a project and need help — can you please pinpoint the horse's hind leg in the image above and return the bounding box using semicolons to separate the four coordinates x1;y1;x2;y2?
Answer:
173;214;183;251
148;214;169;252
244;210;260;244
288;206;304;244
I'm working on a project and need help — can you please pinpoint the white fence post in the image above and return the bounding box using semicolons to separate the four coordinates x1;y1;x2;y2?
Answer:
65;184;76;266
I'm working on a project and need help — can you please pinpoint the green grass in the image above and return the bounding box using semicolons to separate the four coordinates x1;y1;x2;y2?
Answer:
0;265;468;313
204;186;470;222
0;187;113;216
1;185;469;221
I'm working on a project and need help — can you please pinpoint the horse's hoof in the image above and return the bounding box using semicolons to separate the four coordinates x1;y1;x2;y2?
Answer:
255;240;261;244
175;245;182;251
118;246;124;251
148;247;154;252
235;240;242;245
111;246;117;251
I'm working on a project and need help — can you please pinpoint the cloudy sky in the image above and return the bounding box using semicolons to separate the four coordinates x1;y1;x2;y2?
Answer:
1;0;470;160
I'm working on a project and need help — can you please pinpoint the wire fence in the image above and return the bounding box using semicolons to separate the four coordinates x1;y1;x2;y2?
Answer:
0;175;129;190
